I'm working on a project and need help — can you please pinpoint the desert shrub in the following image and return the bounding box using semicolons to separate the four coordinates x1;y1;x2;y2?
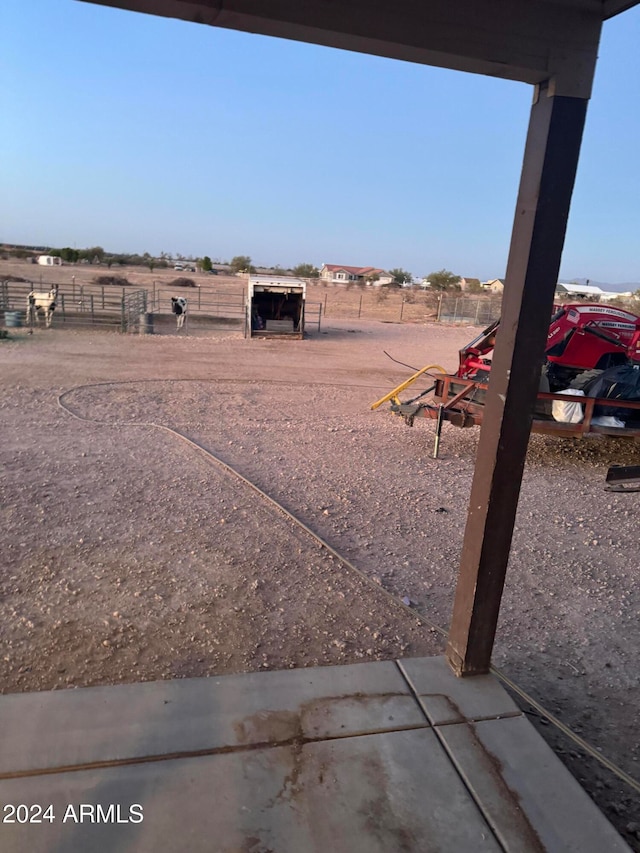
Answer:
170;277;197;288
3;275;27;282
93;275;131;287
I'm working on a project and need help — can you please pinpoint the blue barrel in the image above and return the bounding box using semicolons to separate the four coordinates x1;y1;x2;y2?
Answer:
5;311;22;328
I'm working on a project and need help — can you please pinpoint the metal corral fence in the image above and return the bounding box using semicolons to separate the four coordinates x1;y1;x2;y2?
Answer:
304;302;322;333
1;280;147;332
151;288;324;336
1;280;251;335
435;295;502;325
151;286;246;333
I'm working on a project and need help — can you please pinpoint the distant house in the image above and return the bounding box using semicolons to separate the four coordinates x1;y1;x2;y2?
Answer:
320;264;394;286
481;278;505;294
37;255;62;266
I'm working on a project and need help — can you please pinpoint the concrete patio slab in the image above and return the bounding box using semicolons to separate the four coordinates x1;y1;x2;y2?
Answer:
0;730;502;853
0;660;424;775
467;714;631;852
398;656;521;725
0;657;629;852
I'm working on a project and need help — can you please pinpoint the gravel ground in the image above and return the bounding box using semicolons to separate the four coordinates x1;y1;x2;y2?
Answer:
1;319;639;848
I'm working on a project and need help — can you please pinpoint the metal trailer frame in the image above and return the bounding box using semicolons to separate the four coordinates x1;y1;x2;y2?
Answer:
385;372;640;458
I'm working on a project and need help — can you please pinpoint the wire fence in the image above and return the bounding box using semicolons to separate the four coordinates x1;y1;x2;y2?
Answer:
435;295;502;325
314;286;502;325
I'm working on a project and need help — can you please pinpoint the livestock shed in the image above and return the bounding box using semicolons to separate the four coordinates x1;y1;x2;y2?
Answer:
247;274;306;338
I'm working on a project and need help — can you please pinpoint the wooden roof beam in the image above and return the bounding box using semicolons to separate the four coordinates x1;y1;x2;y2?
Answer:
79;0;603;96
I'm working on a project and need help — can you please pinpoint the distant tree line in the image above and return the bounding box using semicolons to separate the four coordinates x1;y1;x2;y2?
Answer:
43;246;173;271
228;256;321;278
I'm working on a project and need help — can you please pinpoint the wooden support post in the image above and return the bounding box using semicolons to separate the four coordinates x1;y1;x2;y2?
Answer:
446;85;590;676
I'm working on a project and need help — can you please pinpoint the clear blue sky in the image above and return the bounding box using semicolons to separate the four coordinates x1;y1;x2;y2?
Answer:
2;1;639;283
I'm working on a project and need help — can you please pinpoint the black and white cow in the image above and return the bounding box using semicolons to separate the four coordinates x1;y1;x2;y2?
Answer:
171;296;188;330
27;285;58;328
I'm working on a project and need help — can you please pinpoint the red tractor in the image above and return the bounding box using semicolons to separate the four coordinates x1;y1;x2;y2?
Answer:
372;301;640;448
457;302;640;392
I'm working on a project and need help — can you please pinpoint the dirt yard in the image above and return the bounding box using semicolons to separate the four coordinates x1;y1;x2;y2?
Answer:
1;291;639;846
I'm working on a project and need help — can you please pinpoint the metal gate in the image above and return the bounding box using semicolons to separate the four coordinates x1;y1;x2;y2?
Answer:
121;289;148;332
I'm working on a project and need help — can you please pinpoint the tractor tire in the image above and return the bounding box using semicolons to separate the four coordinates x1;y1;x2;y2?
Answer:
569;369;603;392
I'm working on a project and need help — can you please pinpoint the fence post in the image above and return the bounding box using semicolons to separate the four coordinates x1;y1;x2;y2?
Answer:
437;293;443;322
121;295;125;333
400;298;405;321
61;294;65;323
102;286;105;310
358;294;362;318
475;299;480;324
91;294;94;324
324;293;328;317
454;298;460;323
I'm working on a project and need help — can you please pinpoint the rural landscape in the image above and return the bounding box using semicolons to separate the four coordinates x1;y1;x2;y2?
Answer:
1;251;639;847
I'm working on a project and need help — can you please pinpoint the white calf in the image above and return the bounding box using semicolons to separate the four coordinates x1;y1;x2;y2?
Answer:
27;286;59;328
171;296;188;330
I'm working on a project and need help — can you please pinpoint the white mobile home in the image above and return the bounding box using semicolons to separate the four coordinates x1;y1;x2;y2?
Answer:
37;255;62;266
247;275;306;338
